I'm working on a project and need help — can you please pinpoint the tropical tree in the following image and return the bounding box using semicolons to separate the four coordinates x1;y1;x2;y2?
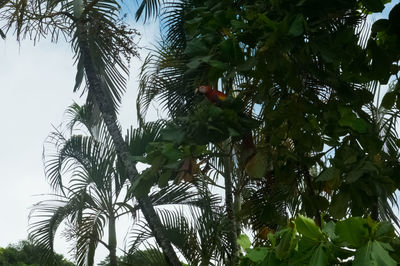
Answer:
29;104;158;265
0;240;75;266
134;0;400;264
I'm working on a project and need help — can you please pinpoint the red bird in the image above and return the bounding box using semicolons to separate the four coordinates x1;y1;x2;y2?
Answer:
196;85;227;103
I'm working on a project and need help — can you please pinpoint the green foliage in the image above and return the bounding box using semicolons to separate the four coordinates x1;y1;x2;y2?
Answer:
130;100;260;196
239;216;399;265
0;241;74;266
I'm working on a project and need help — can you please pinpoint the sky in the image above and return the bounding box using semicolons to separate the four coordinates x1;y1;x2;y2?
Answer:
0;17;160;263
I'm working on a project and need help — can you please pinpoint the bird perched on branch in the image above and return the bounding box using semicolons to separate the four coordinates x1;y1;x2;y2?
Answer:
196;84;258;171
196;85;227;103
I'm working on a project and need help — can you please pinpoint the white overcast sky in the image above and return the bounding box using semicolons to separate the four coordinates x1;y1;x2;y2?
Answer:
0;17;160;264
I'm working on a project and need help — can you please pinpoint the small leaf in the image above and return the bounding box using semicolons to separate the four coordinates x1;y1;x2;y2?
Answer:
237;234;251;250
74;56;85;92
245;152;268;179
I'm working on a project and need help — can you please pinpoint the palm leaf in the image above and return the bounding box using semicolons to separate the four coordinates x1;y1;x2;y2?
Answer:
28;193;88;264
135;0;162;22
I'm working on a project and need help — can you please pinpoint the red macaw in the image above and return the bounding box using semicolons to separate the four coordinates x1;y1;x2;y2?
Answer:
196;85;257;167
196;85;227;103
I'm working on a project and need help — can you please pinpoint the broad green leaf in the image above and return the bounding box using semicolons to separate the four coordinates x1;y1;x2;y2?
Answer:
237;234;251;250
295;215;323;240
317;167;340;181
335;217;369;248
309;244;329;266
362;0;385;12
158;170;172;188
322;221;337;240
288;15;304;36
275;227;296;259
353;241;396;266
375;221;395;241
246;247;269;262
330;191;349;219
353;241;374;266
338;107;368;133
371;19;389;33
381;91;397;109
161;126;185;143
389;3;400;26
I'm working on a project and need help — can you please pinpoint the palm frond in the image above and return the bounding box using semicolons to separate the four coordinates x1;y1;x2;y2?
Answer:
161;0;185;49
28;194;86;264
44;130;116;194
137;45;197;123
74;211;106;266
127;183;227;265
126;120;165;157
135;0;162;22
124;245;168;265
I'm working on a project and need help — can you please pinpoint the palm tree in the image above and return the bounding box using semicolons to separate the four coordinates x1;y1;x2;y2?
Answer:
29;104;157;265
1;0;181;264
30;103;204;265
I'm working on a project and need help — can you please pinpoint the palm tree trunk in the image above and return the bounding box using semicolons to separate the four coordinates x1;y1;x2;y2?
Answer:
108;214;118;266
77;26;181;266
223;150;238;265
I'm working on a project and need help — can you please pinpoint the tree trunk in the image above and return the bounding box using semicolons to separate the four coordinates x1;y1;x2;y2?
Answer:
77;25;181;266
223;148;238;265
108;214;118;266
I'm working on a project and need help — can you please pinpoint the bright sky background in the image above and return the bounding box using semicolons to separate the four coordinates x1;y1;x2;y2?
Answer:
0;17;160;264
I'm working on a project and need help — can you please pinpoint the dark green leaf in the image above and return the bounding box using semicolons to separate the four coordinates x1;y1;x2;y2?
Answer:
158;170;172;188
362;0;385;12
371;19;389;33
74;57;85;92
288;15;304;36
309;244;329;266
335;217;370;248
245;152;268;179
317;167;340;181
381;91;397;109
